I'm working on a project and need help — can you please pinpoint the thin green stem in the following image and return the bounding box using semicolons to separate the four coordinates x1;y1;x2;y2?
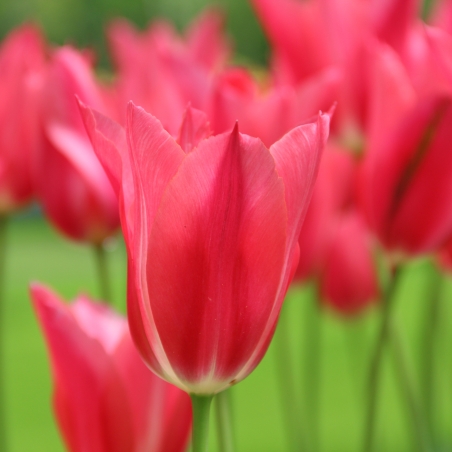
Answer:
93;242;112;304
390;323;432;452
303;282;322;452
362;265;401;452
274;299;309;452
0;214;8;452
191;394;214;452
215;389;235;452
421;268;444;441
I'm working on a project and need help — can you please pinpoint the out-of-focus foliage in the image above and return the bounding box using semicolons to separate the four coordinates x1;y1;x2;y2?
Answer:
0;0;269;67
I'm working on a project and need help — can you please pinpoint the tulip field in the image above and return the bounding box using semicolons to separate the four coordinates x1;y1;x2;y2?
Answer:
2;0;452;451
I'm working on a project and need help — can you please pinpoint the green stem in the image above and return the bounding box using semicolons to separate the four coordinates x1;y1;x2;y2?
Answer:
303;282;322;452
215;389;235;452
362;265;401;452
421;268;444;440
191;394;213;452
0;215;8;452
93;242;112;304
274;298;309;452
390;323;432;452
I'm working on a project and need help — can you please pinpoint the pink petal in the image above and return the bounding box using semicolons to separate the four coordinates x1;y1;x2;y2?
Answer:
30;284;134;452
320;213;378;315
143;125;287;389
78;100;127;197
176;105;212;153
114;333;191;452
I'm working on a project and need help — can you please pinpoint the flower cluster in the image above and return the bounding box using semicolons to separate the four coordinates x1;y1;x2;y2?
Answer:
0;0;450;450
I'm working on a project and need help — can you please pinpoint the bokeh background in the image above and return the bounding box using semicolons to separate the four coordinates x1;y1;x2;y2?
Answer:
1;0;450;451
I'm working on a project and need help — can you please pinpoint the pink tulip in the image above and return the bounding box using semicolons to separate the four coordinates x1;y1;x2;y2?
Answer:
360;40;452;254
208;66;340;147
107;10;229;134
320;213;378;315
31;284;192;452
35;47;119;243
0;24;45;213
294;146;355;280
251;0;419;138
79;101;330;394
251;0;419;84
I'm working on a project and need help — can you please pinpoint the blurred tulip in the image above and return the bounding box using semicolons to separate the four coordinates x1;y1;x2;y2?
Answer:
295;146;355;280
320;213;378;315
35;47;119;243
251;0;419;84
293;147;378;315
31;284;192;452
0;24;45;213
107;10;229;134
360;41;452;254
208;66;341;147
79;101;330;395
251;0;419;138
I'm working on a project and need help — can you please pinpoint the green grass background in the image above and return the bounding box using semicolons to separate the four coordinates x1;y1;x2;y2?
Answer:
3;213;452;451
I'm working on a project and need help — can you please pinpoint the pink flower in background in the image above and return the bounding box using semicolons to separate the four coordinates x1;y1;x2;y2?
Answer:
294;146;355;281
0;24;45;213
293;147;378;315
320;213;378;315
31;284;192;452
107;10;230;134
251;0;420;137
80;101;330;394
208;66;340;147
35;47;119;243
360;40;452;255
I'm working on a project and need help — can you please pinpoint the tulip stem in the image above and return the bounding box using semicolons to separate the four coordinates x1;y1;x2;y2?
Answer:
303;281;322;452
0;214;8;452
274;299;309;452
390;322;432;452
93;242;112;304
215;389;235;452
362;264;401;452
421;267;444;443
191;394;213;452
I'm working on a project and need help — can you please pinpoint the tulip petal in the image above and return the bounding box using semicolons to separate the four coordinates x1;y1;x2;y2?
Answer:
176;105;211;153
31;284;134;452
270;111;330;265
78;100;127;198
142;126;287;391
126;103;186;381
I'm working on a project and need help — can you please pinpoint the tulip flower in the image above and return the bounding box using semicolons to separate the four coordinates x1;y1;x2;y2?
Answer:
35;46;119;244
320;213;378;315
251;0;420;140
107;10;229;134
31;284;192;452
208;66;340;147
0;24;45;213
360;40;452;255
79;99;330;396
294;146;354;280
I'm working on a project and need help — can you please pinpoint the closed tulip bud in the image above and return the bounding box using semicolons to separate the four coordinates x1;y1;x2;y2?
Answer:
31;284;192;452
320;213;379;315
0;24;45;213
79;101;331;395
35;47;119;243
361;41;452;255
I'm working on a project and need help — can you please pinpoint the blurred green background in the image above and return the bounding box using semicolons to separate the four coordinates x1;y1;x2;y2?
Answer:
0;0;270;67
4;215;452;451
0;0;450;450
